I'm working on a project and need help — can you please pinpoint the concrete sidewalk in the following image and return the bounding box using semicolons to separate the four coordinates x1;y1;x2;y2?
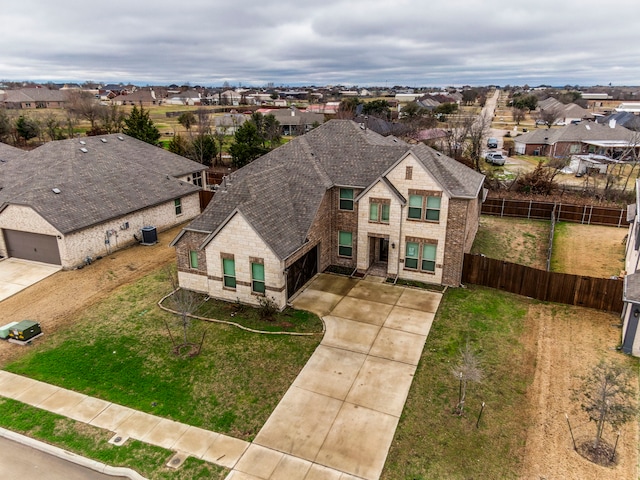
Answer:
0;273;441;480
227;274;441;480
0;369;250;471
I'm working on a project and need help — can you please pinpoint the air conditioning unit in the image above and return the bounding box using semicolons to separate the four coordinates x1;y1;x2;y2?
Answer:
141;226;158;245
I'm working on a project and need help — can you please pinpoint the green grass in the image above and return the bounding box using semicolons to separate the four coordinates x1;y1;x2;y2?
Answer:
3;268;321;440
381;286;533;479
549;221;568;272
0;397;226;479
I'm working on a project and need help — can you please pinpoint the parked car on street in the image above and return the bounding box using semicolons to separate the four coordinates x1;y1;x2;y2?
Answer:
485;152;506;166
487;137;498;149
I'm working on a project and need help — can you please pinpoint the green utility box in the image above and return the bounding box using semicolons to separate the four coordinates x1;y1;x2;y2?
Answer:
8;320;42;341
0;322;19;339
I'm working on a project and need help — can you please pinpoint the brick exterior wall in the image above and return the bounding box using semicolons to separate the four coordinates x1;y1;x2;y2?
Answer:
285;191;332;272
442;198;470;286
332;187;360;268
175;230;209;276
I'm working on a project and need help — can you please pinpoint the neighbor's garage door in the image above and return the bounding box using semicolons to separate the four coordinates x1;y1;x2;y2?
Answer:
4;230;61;265
287;245;318;299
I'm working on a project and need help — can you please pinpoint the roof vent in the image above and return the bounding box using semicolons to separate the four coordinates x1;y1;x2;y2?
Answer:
117;136;124;141
79;140;86;145
101;138;107;143
80;147;88;153
52;188;61;194
585;124;591;130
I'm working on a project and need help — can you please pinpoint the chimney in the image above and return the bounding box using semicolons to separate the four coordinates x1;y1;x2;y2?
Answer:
609;118;617;129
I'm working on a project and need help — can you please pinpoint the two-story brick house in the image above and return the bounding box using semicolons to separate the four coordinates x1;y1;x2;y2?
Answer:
171;120;485;309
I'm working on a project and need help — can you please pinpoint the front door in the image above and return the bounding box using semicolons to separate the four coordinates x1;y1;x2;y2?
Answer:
379;238;389;262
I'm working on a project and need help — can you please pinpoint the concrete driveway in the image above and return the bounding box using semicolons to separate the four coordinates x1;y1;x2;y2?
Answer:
0;258;60;302
227;274;442;480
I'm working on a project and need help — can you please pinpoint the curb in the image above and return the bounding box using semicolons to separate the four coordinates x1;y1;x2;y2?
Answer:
0;427;147;480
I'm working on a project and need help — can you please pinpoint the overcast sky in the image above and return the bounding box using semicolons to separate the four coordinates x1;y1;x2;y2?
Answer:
1;0;638;88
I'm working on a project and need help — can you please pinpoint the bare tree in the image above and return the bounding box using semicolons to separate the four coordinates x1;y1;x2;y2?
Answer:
163;267;207;357
451;341;483;415
66;90;103;131
538;108;562;128
573;360;636;454
511;107;526;125
467;113;492;172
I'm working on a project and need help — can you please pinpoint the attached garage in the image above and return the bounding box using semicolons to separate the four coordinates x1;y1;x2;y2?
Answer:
3;230;61;265
286;245;318;299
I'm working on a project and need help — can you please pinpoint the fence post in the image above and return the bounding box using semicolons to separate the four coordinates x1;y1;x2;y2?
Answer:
619;209;624;228
582;205;587;224
528;200;532;219
588;205;593;225
501;198;505;217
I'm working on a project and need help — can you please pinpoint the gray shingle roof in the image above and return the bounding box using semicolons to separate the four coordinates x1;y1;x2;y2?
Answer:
514;122;636;145
186;120;484;259
0;142;26;163
0;134;203;234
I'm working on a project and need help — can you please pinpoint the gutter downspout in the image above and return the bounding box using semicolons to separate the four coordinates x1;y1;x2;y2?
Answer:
397;204;404;281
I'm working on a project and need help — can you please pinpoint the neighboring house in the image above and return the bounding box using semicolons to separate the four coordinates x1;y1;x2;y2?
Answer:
171;120;485;310
306;102;340;114
267;107;325;136
615;103;640;113
0;134;207;269
596;112;640;131
513;121;638;158
622;178;640;356
214;114;247;135
536;98;593;125
166;90;202;106
0;88;68;109
111;89;158;106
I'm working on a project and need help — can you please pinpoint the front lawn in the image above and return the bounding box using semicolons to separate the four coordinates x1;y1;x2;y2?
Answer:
3;268;322;441
381;286;533;479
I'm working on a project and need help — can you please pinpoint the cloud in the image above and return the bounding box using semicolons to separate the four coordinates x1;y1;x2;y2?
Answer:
1;0;639;86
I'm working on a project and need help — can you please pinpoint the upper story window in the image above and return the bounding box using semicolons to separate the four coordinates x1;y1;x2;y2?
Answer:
174;198;183;215
407;191;441;222
369;199;390;224
339;188;354;211
192;171;203;187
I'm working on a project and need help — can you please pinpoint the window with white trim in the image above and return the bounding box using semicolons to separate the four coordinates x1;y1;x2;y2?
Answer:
192;171;203;187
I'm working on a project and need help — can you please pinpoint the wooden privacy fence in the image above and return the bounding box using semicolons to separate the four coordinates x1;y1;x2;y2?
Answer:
482;198;628;227
462;254;624;313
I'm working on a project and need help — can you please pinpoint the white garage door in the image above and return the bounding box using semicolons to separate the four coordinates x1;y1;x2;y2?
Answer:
4;230;61;265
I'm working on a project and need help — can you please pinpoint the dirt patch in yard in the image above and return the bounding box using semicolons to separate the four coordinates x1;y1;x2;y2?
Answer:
520;304;637;480
471;216;550;269
0;225;183;365
551;223;627;277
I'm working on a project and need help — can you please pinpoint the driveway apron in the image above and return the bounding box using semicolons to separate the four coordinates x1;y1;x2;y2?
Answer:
227;273;441;480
